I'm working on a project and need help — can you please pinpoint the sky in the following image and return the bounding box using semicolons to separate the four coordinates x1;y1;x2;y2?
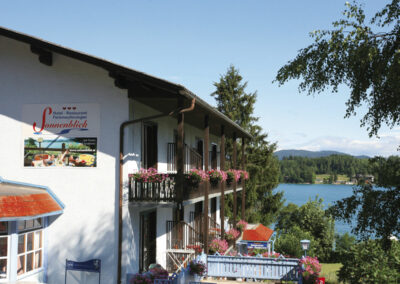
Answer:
1;0;398;157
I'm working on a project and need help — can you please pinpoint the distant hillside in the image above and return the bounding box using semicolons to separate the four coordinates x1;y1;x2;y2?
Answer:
275;149;369;160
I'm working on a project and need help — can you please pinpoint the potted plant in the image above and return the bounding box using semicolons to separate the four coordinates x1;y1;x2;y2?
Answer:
236;220;248;232
209;238;229;254
238;170;249;184
130;273;153;284
185;169;208;188
188;260;207;281
225;228;240;245
226;169;240;185
299;256;321;284
208;169;227;186
129;266;169;284
129;168;167;183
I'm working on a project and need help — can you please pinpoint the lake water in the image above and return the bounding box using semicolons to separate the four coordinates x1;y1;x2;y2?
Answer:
274;184;355;235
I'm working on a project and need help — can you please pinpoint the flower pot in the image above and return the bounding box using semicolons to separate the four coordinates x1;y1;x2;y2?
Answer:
186;179;200;188
210;179;220;187
193;274;202;282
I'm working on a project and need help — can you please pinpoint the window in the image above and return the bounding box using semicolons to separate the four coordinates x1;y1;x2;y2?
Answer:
17;219;43;277
0;219;45;281
0;222;8;280
18;219;42;232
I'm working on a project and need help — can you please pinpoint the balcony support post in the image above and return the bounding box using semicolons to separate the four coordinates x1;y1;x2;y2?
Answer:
203;115;210;253
233;132;237;227
241;137;246;220
176;98;185;220
220;125;225;240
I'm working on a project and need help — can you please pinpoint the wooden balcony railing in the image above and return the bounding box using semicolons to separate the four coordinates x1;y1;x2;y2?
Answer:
128;175;176;202
166;220;202;251
167;143;203;173
128;174;241;203
189;212;221;241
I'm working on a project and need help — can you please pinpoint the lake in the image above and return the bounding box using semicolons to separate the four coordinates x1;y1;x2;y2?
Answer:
274;183;355;235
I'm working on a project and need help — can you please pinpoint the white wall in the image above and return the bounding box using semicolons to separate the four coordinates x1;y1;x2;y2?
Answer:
156;207;173;266
129;100;221;174
0;36;128;283
123;205;173;277
184;203;195;224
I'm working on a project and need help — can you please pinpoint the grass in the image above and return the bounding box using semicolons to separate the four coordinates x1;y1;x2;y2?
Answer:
320;263;342;284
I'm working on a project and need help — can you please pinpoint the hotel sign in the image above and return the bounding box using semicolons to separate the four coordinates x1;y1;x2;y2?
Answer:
22;104;100;168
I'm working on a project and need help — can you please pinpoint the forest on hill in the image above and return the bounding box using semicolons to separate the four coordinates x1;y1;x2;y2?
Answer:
279;154;371;184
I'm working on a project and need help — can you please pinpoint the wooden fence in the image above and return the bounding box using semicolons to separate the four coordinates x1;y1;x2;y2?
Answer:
206;254;302;283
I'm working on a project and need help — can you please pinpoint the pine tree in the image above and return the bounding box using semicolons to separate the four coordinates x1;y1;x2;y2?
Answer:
212;65;283;225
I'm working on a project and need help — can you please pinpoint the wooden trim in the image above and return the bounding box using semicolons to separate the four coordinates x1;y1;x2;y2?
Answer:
220;125;225;239
241;137;246;220
203;115;209;253
30;45;52;66
233;133;237;227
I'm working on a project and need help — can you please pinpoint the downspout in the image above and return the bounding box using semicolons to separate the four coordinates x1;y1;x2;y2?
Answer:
117;98;195;283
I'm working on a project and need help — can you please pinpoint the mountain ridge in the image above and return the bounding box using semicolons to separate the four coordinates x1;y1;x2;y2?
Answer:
275;149;370;160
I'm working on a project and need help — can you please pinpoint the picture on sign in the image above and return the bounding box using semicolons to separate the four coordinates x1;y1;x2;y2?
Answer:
24;137;97;167
22;104;100;168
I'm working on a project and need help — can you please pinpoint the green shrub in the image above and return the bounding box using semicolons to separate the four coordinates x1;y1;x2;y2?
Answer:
275;226;315;258
338;239;400;283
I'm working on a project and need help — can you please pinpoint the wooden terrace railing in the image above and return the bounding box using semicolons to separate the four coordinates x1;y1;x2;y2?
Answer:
206;254;302;282
189;212;221;241
167;143;204;173
128;174;241;203
166;221;202;251
166;221;202;273
128;175;176;202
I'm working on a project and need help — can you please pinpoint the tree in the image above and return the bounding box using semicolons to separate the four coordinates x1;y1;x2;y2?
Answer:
212;65;258;130
275;1;400;137
275;226;315;258
329;156;400;250
212;65;284;225
275;198;335;261
338;239;400;283
331;232;356;262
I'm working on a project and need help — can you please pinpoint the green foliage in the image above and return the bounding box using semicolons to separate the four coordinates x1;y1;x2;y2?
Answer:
212;65;283;225
275;203;299;231
275;226;315;258
335;232;356;252
212;65;258;130
24;138;37;148
329;156;400;250
275;1;400;137
279;154;371;183
338;240;400;283
331;233;356;263
275;198;335;261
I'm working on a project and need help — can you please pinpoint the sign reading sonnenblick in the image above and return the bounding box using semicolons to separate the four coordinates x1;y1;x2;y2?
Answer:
22;104;100;168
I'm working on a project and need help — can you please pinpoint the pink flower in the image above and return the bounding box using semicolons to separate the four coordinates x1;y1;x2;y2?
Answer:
299;256;321;279
225;228;240;240
130;168;167;183
209;238;229;254
236;220;248;231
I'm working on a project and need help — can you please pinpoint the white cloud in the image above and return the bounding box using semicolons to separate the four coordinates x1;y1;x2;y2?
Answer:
283;133;400;157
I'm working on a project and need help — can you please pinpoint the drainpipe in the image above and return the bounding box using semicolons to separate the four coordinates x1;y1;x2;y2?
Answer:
117;98;195;283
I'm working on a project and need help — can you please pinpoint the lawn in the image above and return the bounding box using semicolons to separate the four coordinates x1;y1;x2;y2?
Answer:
315;174;349;183
320;263;342;284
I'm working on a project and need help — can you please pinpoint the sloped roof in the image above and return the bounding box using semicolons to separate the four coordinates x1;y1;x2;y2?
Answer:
0;26;252;140
242;224;274;242
0;177;64;220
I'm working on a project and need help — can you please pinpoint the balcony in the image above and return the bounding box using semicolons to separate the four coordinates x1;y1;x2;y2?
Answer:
128;174;241;203
167;143;220;172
